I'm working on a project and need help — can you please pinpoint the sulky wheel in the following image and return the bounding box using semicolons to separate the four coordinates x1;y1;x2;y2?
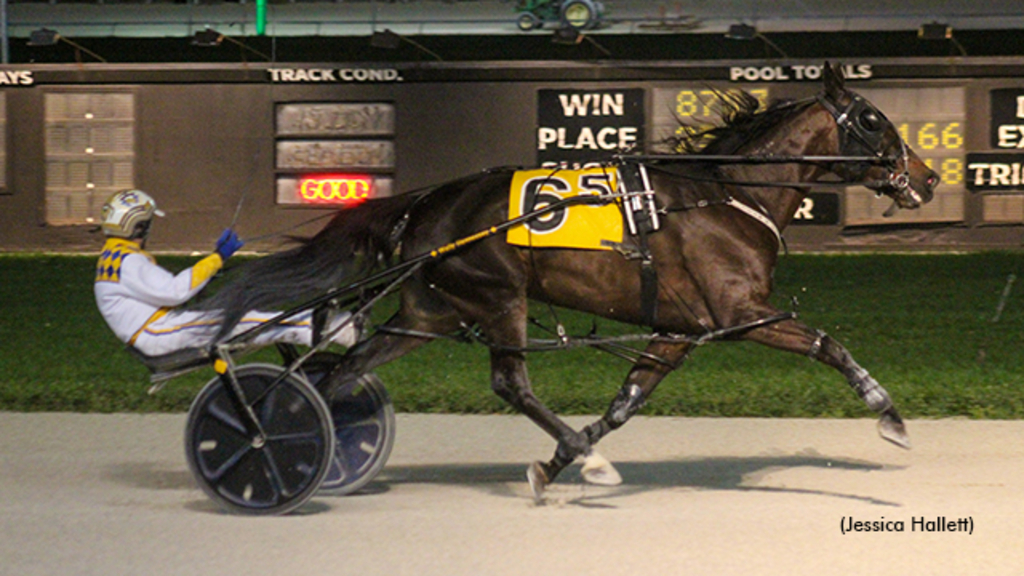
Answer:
299;353;396;496
184;363;335;516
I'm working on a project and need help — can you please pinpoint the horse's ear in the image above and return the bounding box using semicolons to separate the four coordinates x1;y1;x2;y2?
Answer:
823;61;846;98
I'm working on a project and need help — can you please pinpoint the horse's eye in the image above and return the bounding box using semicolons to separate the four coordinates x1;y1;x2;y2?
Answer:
859;109;882;132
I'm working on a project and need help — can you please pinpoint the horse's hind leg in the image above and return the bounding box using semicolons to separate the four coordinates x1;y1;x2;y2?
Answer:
473;300;600;500
743;317;910;449
322;291;464;398
490;347;590;448
488;343;598;499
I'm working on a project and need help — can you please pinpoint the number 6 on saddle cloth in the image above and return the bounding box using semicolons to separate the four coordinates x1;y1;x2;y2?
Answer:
506;162;661;325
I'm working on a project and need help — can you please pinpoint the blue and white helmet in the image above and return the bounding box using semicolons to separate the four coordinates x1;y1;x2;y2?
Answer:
100;189;165;238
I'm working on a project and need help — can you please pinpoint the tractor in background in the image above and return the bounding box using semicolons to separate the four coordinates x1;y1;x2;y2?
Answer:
515;0;606;32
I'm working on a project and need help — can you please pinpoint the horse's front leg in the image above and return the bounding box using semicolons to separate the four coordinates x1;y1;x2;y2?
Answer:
548;340;697;485
745;317;910;449
808;329;910;448
582;341;695;443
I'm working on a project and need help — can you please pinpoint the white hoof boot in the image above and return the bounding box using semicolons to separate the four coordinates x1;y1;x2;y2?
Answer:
580;451;622;486
527;461;548;503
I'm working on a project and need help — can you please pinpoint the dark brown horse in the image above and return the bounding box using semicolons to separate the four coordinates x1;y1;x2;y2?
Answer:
203;64;939;498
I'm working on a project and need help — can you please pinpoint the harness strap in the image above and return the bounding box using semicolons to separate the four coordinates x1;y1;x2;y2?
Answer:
725;198;783;247
620;163;660;236
617;162;659;327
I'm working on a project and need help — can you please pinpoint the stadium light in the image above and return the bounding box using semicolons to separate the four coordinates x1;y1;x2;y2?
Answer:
370;29;443;61
27;27;107;62
191;28;271;61
918;22;967;56
725;23;788;58
551;26;611;56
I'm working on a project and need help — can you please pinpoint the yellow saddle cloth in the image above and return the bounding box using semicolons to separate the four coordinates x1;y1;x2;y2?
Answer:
506;167;623;250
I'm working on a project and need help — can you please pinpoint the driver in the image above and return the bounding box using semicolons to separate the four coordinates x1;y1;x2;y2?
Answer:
94;189;360;357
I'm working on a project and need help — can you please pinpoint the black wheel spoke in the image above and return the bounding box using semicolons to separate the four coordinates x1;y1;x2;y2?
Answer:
337;416;383;430
259;445;287;500
206;443;252;482
265;430;323;443
256;385;278;428
331;445;356;482
205;399;249;437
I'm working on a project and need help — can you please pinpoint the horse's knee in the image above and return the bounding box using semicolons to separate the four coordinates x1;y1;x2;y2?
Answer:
808;331;844;363
808;332;859;372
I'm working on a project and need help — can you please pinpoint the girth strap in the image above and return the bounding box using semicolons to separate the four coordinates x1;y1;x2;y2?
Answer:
617;162;660;327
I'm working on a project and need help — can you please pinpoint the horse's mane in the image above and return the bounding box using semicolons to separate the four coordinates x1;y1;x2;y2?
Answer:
664;89;813;156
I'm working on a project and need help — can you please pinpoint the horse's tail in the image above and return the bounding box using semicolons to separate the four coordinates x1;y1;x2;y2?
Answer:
196;191;420;338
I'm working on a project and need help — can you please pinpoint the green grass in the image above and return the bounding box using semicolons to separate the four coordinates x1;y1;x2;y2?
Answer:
2;252;1024;418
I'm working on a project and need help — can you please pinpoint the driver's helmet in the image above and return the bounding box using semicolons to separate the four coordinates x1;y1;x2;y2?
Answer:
100;189;165;238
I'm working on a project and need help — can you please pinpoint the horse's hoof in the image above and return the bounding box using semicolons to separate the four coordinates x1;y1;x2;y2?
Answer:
877;409;911;449
527;461;549;503
581;451;622;486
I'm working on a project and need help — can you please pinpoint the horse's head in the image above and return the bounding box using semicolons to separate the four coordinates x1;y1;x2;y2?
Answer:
819;63;940;211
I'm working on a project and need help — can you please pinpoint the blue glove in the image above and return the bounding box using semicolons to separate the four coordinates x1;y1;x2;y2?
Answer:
215;229;244;260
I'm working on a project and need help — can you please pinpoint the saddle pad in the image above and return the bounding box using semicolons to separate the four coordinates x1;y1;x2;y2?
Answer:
507;167;623;250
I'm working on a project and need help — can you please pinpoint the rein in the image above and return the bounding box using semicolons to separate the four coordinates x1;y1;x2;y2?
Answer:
614;153;898;165
640;168;891;192
611;152;902;191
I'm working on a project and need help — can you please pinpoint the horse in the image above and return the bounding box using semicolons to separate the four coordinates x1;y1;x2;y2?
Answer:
202;63;939;499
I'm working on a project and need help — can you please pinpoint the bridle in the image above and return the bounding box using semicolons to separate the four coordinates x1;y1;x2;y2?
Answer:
814;91;916;202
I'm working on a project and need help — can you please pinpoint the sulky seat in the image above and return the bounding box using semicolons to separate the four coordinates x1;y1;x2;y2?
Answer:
126;345;212;378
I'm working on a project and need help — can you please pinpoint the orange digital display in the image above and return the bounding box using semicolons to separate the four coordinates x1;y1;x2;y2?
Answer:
297;174;373;205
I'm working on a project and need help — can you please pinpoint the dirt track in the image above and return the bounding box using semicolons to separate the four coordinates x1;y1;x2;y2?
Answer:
2;412;1022;575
